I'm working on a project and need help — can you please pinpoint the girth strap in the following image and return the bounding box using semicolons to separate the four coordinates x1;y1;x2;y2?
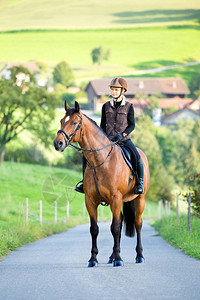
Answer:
92;169;109;207
86;145;113;206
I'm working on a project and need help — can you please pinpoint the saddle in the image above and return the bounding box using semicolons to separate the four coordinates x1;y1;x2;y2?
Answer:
120;145;136;179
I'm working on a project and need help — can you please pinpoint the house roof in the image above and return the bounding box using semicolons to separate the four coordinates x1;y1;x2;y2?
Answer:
128;97;193;110
1;62;40;74
162;107;200;124
86;78;190;96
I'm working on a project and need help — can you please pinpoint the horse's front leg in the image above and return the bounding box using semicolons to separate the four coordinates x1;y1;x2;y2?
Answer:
85;196;99;267
88;217;99;267
135;196;145;263
109;197;123;267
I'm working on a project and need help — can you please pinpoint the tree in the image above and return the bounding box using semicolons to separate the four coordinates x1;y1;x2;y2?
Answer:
91;46;111;66
53;61;75;87
189;69;200;98
0;67;58;165
132;115;175;201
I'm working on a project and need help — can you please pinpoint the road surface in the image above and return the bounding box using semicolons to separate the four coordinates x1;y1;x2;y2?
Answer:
0;221;200;300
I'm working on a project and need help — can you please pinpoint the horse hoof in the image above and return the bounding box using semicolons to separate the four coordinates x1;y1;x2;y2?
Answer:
107;258;114;264
113;260;124;267
88;261;98;267
136;257;145;263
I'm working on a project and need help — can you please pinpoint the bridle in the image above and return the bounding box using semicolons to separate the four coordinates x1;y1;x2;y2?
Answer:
57;112;117;206
57;112;83;147
57;112;116;153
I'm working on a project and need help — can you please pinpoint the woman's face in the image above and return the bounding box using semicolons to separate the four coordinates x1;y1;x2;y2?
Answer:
110;87;121;99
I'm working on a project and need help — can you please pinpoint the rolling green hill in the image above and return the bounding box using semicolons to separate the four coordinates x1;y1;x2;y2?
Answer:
0;0;199;30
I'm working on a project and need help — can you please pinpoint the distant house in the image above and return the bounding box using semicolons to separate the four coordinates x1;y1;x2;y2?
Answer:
0;62;46;87
128;96;194;116
162;107;200;125
85;78;190;111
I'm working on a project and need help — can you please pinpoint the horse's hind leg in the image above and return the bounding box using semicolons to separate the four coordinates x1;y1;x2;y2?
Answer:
85;198;99;267
135;195;145;263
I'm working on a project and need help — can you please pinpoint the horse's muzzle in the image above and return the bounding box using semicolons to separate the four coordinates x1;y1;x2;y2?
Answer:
54;139;66;152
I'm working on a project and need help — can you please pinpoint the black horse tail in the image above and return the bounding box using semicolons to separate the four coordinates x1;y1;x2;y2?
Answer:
123;200;135;237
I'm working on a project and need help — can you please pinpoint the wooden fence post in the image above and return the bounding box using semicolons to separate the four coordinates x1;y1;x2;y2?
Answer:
188;193;191;231
66;201;69;220
25;197;29;224
168;202;171;216
54;201;57;223
39;200;42;224
165;200;168;216
158;200;163;219
176;195;179;218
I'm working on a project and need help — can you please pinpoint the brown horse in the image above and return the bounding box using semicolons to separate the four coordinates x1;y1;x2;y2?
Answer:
54;101;150;267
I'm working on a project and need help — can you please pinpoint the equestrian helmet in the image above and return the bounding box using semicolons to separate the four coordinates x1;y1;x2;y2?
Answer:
109;77;127;92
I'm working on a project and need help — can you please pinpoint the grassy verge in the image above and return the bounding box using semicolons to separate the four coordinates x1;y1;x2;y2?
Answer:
0;217;87;258
152;215;200;260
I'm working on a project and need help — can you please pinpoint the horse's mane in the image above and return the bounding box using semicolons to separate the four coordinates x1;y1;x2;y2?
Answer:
83;113;108;138
65;108;108;138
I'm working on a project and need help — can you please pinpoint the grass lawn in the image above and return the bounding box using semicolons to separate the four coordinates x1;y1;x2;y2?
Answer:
152;215;200;260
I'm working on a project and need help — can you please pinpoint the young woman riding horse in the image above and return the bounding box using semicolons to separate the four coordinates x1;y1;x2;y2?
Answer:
75;77;144;195
54;95;150;268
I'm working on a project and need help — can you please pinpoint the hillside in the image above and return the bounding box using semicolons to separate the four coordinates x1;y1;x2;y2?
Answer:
0;0;199;30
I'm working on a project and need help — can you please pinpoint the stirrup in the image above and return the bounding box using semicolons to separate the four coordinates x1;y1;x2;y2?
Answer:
134;184;144;194
134;178;144;194
75;180;84;193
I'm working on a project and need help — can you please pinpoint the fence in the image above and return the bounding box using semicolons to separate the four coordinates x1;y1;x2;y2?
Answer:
25;198;108;224
158;193;194;231
158;200;171;219
25;198;72;225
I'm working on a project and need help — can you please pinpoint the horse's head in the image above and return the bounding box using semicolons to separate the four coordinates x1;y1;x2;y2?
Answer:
54;101;82;152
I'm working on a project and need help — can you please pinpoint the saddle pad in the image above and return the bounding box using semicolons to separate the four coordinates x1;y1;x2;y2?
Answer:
120;146;133;172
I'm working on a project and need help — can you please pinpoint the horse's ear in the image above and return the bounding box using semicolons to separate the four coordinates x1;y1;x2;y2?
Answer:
65;100;70;112
75;101;80;113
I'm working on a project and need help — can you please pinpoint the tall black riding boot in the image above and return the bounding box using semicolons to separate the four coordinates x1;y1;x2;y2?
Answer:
134;157;144;194
75;155;87;193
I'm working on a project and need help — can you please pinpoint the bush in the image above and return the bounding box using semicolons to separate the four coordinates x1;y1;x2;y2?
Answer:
5;145;48;165
183;174;200;216
62;93;76;107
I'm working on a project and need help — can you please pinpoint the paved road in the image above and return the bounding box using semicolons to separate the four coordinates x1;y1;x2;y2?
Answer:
0;221;200;300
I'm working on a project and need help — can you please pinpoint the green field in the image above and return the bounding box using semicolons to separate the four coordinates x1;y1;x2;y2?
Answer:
0;26;200;79
0;0;199;30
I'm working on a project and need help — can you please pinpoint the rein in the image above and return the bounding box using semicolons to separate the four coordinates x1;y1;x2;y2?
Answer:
57;112;117;206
